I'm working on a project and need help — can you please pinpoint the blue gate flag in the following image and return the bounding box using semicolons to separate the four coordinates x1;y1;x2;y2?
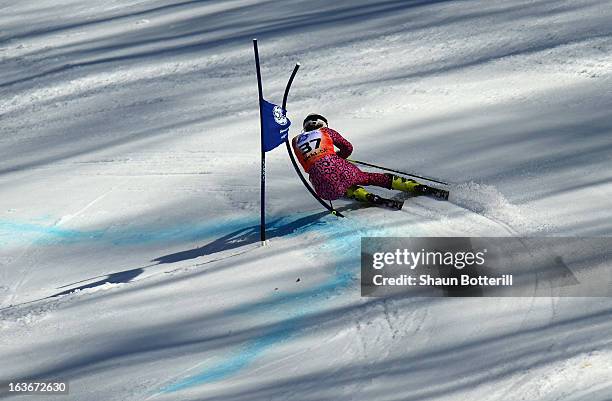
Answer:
261;99;291;152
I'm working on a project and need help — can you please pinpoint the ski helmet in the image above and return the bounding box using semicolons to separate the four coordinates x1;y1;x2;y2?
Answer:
303;113;328;131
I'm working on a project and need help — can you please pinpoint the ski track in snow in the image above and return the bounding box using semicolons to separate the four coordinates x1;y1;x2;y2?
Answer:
449;181;547;235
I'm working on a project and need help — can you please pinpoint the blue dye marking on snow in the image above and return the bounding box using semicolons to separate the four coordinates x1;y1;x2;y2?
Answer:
162;318;297;392
0;216;256;247
160;211;401;394
0;220;104;246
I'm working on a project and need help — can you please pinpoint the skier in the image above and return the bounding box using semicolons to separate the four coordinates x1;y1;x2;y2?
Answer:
292;113;447;207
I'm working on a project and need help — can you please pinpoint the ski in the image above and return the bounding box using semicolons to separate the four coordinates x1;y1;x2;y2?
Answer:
416;184;449;200
366;194;405;210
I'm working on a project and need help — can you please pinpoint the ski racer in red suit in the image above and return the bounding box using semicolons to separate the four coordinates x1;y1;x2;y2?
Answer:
292;113;433;203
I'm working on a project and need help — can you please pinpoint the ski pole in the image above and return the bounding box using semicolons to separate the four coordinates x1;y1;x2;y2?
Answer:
347;159;450;186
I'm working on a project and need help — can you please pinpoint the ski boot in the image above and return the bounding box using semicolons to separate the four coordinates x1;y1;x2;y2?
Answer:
346;185;404;210
386;174;449;200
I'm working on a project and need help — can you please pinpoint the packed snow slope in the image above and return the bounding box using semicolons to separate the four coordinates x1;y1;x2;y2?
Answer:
1;1;612;400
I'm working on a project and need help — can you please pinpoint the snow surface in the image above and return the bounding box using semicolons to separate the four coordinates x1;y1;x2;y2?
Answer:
1;0;611;400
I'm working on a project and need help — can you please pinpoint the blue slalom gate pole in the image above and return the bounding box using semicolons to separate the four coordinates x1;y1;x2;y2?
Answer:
253;39;266;243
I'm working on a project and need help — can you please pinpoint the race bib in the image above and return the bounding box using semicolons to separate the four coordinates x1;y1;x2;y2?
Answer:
292;129;335;171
